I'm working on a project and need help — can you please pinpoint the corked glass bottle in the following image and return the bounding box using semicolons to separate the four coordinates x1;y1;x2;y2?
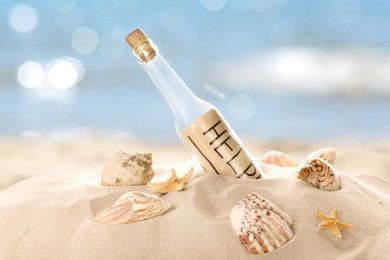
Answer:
126;28;264;179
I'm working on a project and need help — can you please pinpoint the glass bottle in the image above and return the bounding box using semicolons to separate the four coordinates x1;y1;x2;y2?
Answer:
126;28;264;179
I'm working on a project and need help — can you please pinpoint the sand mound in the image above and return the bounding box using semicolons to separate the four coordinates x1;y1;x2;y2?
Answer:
0;163;389;259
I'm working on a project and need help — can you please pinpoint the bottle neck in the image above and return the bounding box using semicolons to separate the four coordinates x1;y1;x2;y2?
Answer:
140;54;214;131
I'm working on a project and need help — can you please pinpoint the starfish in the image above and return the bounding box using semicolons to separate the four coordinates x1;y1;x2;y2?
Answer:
315;209;352;238
148;167;193;194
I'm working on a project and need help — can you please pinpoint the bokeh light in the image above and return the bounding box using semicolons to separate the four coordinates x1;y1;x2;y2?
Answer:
16;55;85;109
46;59;80;90
17;61;45;89
65;57;85;84
270;49;314;85
7;4;39;33
71;27;99;55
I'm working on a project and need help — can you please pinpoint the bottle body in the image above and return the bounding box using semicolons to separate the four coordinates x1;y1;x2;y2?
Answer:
141;55;213;133
126;28;265;179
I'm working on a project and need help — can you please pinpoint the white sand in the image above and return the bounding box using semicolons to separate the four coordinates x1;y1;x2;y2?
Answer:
0;161;389;259
1;137;389;191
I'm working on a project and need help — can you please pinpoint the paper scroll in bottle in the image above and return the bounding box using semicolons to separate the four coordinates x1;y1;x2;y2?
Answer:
181;109;264;179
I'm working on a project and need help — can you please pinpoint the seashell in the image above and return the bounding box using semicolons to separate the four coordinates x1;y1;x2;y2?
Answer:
101;151;154;186
148;167;193;194
230;192;293;254
307;148;336;165
94;191;171;224
297;157;340;191
259;151;297;167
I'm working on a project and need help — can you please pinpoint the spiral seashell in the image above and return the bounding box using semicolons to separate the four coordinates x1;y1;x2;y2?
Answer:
230;192;294;254
94;191;171;224
307;148;336;165
297;157;340;191
259;151;297;167
101;151;154;186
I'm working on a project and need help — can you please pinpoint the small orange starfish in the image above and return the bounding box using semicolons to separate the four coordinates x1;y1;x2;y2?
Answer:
315;209;352;238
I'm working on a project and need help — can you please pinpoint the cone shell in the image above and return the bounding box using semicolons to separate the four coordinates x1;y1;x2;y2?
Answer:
94;191;171;224
259;151;297;167
230;192;294;254
101;151;154;186
307;148;336;165
297;157;340;191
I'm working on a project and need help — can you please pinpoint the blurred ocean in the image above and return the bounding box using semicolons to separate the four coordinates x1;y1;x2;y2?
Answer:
1;0;390;143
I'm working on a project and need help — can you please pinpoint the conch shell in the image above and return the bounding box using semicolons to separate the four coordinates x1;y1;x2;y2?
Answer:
297;157;340;191
230;192;293;254
148;167;193;194
259;151;297;167
94;191;171;224
307;148;336;165
101;151;154;186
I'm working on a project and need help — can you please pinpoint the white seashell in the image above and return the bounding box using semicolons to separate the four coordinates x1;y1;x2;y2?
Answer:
230;192;293;254
101;151;154;186
259;151;297;167
297;157;340;191
148;167;193;194
307;148;336;165
94;191;171;224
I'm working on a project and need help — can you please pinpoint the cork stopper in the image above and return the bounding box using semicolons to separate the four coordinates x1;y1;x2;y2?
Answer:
126;28;147;50
126;28;158;63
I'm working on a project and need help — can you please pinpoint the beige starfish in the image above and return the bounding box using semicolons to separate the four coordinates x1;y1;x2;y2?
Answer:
148;167;193;194
315;209;352;238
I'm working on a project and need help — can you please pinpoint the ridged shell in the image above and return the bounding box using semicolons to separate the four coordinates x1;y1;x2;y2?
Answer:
94;191;171;224
259;151;297;167
148;167;193;194
230;192;293;254
297;157;340;191
307;148;336;165
101;151;154;186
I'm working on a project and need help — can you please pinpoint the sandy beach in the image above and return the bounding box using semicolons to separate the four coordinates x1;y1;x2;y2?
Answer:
1;137;389;191
0;153;389;259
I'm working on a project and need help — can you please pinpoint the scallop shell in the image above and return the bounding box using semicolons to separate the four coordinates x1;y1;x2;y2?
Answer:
94;191;171;224
307;148;336;165
259;151;297;167
101;151;154;186
148;167;193;194
297;157;340;191
230;192;293;254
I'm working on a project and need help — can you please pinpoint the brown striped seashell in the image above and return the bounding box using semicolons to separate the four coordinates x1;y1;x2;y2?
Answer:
297;157;340;191
259;151;297;167
230;192;294;254
307;148;336;165
94;191;171;224
101;151;154;186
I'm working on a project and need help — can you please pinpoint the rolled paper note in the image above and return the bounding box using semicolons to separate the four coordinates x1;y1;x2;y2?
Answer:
181;109;263;179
